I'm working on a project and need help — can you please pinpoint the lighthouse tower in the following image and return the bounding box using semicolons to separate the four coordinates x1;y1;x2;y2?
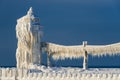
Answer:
16;7;42;69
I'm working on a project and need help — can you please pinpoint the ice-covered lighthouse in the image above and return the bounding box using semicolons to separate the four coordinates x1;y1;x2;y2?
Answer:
16;7;42;69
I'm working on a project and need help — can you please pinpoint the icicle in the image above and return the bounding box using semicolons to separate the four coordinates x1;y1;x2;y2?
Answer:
83;41;88;70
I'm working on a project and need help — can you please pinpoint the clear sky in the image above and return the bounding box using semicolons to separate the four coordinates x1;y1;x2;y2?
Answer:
0;0;120;67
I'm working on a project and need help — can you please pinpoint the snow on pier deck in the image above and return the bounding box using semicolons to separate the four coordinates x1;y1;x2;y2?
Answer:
0;66;120;80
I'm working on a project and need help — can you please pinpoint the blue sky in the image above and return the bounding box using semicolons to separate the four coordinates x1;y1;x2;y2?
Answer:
0;0;120;67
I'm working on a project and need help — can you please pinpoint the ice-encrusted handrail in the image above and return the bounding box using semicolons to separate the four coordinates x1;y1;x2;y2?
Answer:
0;68;120;80
41;42;120;68
43;42;120;60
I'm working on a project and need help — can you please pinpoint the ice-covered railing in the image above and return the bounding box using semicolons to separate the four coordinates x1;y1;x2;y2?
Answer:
45;42;84;59
45;42;120;58
42;41;120;69
0;67;120;80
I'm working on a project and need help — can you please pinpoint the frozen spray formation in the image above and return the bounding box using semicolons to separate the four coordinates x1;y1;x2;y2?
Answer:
16;7;42;69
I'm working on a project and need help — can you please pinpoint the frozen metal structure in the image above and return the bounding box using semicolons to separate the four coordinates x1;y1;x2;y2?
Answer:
16;7;120;70
0;67;120;80
44;42;120;69
16;7;42;69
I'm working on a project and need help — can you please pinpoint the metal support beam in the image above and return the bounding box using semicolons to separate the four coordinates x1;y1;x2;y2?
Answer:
83;41;88;70
47;52;51;67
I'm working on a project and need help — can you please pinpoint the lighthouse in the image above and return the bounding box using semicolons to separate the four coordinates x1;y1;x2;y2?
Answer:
16;7;42;69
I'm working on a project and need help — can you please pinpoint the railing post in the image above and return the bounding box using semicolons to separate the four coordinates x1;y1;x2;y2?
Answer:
83;41;88;70
47;52;51;67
